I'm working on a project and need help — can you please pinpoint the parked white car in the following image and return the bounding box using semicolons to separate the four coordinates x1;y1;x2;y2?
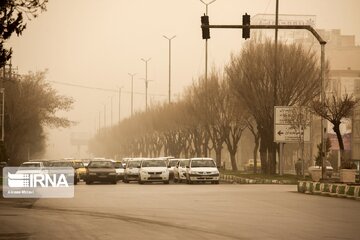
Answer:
186;158;220;184
123;158;142;183
173;159;189;183
138;158;169;184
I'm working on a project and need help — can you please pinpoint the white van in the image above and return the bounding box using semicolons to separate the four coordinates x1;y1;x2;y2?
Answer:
186;158;220;184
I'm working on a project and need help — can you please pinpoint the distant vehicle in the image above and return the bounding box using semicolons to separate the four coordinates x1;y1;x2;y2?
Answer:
81;159;91;167
17;161;46;173
49;160;79;185
308;161;334;178
122;158;132;167
70;159;86;180
138;158;169;184
167;159;179;180
123;158;143;183
244;159;261;172
111;160;125;181
173;159;189;183
158;156;174;165
85;160;117;184
186;158;220;184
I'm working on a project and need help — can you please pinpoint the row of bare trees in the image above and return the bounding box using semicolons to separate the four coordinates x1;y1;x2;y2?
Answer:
90;40;359;173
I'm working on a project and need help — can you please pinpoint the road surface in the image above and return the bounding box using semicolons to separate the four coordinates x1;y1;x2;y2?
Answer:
1;182;359;239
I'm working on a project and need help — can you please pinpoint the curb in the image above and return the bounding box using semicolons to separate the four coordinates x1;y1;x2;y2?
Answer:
297;181;360;200
220;174;296;185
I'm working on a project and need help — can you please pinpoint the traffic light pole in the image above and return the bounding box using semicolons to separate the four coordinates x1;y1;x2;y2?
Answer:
202;22;327;179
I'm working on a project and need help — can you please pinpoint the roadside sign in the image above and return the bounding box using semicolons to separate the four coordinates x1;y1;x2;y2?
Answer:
274;106;311;143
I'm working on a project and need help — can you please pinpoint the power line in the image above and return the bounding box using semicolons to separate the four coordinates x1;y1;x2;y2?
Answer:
49;80;166;97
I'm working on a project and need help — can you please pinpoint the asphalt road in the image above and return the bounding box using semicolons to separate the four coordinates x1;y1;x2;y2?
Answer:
1;181;360;240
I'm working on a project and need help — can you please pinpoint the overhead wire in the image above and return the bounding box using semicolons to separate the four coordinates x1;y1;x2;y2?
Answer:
49;80;166;97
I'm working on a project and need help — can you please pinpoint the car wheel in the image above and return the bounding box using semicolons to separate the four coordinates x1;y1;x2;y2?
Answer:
174;178;178;183
112;180;117;184
138;180;144;184
86;180;92;185
164;180;169;184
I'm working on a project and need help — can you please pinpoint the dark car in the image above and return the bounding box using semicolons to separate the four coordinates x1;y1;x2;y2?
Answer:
85;160;117;184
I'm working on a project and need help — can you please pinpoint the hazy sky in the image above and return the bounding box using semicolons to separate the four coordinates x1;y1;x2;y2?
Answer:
7;0;360;158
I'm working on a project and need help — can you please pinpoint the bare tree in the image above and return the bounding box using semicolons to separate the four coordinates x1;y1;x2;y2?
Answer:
312;93;359;161
226;40;322;174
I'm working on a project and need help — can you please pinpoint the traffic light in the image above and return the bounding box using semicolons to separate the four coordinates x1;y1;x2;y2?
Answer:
201;14;210;40
242;13;250;39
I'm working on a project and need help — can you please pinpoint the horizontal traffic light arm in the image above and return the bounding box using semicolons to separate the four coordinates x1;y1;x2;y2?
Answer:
202;24;326;44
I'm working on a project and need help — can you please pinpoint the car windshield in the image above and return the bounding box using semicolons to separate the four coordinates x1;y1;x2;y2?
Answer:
127;160;141;168
191;160;216;168
74;162;84;168
114;162;124;168
19;163;41;168
88;161;114;168
168;160;178;167
50;161;73;167
142;160;166;167
180;160;189;167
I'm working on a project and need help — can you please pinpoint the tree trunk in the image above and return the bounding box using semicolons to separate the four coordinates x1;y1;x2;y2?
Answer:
333;123;344;158
215;147;222;167
253;135;260;174
229;150;238;171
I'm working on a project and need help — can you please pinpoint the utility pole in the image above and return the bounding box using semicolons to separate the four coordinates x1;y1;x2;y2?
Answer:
274;0;281;175
110;96;113;127
118;86;123;122
128;73;136;116
200;0;217;85
103;104;106;129
98;111;101;132
163;35;176;103
141;58;151;111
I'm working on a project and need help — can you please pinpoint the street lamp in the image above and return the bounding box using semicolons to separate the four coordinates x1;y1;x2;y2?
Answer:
128;73;136;116
118;86;124;122
141;58;151;111
200;0;217;84
163;35;176;103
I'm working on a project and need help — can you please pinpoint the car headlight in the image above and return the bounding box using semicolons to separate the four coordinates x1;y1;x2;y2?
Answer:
190;171;198;174
89;173;96;175
108;172;116;175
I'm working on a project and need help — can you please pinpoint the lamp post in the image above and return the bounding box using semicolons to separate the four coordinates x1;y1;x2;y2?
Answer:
118;86;123;122
200;0;216;84
110;96;113;127
141;58;151;111
163;35;176;103
128;73;136;116
102;104;106;129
